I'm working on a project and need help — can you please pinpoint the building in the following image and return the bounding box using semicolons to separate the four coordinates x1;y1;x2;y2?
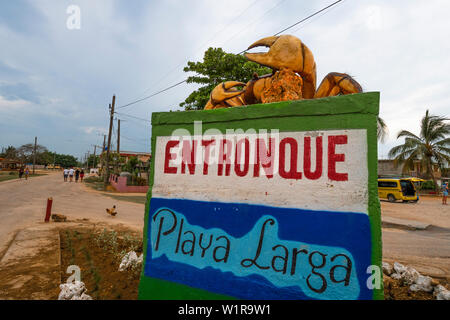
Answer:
378;159;442;179
116;151;152;181
119;151;151;164
0;158;21;170
378;159;449;186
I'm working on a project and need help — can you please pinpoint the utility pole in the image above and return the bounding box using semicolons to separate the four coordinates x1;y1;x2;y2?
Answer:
32;136;37;174
101;135;106;173
117;119;120;173
117;119;120;155
92;145;97;171
104;95;115;188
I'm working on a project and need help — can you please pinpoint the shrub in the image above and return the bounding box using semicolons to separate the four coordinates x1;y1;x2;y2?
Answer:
84;176;103;183
421;180;436;190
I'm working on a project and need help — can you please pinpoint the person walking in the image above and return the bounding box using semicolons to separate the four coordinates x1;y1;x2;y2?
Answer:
75;168;80;183
63;168;69;182
80;169;85;182
24;167;30;180
442;182;449;205
68;167;74;182
19;166;24;179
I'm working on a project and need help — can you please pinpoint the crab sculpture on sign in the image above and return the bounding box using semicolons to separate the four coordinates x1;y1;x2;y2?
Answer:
205;35;362;110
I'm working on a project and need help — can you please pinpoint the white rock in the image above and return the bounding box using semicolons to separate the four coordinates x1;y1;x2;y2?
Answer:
72;293;93;300
434;285;450;300
410;275;433;292
58;281;86;300
391;273;402;280
402;266;420;285
119;251;142;271
382;262;393;276
393;262;407;274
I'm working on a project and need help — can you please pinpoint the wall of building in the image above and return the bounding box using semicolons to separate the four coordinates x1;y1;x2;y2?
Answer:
109;174;149;193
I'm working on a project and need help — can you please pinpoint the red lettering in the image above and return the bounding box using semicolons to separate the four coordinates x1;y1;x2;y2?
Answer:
304;136;323;180
234;138;250;177
328;135;348;181
218;139;232;176
279;138;302;180
253;138;275;179
164;140;179;174
202;139;215;175
181;140;197;175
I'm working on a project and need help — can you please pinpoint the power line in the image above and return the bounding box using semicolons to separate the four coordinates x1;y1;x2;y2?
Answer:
125;0;287;107
291;0;344;34
116;0;344;110
226;0;289;55
135;0;261;100
121;134;148;142
120;135;148;149
236;0;343;54
117;79;187;109
118;118;149;129
274;0;342;36
115;111;151;123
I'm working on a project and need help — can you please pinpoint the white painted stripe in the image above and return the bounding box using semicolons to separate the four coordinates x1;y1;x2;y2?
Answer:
152;129;368;214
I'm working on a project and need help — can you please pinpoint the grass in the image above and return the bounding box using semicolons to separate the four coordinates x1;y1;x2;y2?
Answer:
84;175;147;204
83;175;107;191
59;226;143;300
102;194;147;205
0;171;46;182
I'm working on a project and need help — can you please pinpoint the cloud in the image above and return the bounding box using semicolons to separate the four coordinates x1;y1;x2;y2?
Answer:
0;0;448;160
0;82;40;103
0;0;46;35
0;95;31;111
81;126;107;135
0;61;27;79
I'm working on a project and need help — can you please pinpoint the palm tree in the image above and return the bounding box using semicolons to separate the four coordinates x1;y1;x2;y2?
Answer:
388;110;450;188
377;116;388;143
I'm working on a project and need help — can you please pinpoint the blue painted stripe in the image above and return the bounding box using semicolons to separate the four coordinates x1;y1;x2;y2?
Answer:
145;197;372;300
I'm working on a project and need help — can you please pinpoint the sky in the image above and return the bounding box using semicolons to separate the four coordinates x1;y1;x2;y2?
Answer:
0;0;449;161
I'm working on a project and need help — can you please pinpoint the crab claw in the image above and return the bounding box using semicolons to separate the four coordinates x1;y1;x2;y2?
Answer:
204;81;247;110
245;35;311;74
210;81;246;104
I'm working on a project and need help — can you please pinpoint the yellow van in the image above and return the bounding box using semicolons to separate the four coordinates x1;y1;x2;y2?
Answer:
378;178;419;203
405;177;426;191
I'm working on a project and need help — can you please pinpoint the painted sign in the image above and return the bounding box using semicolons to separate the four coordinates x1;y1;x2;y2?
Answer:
139;92;383;300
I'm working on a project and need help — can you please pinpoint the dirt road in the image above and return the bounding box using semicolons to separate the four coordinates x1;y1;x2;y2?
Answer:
0;172;145;257
1;172;448;280
381;198;450;279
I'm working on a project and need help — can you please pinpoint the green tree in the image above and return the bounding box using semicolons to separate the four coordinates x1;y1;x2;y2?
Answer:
180;47;271;110
87;154;100;168
38;151;57;165
98;151;121;172
0;146;18;159
122;156;138;173
377;116;388;143
17;143;48;164
55;153;78;168
388;110;450;187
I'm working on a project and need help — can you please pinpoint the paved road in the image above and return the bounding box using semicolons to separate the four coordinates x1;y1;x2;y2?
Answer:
0;172;145;256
